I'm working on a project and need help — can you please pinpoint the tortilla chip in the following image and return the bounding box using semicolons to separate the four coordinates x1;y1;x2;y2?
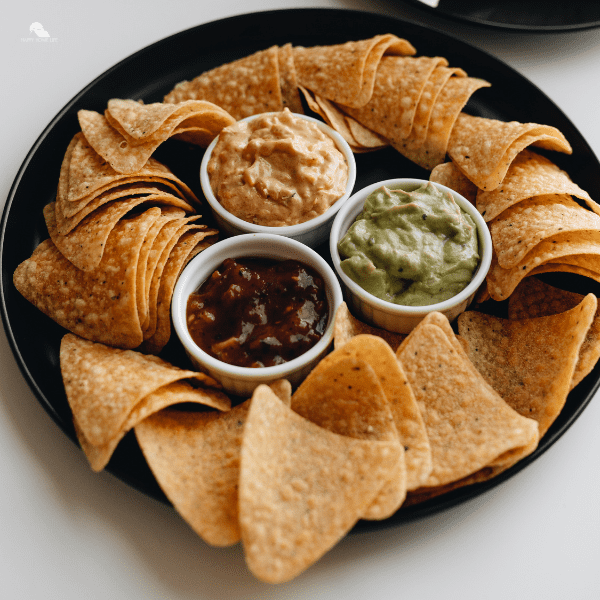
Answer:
430;161;478;204
475;149;597;221
239;385;402;583
291;356;406;520
293;34;416;109
490;194;600;269
447;114;572;191
316;334;431;491
60;333;227;448
140;228;217;354
134;379;291;547
457;293;597;436
77;380;228;472
56;181;194;237
345;55;449;143
397;77;490;170
80;101;234;174
397;321;539;487
278;43;303;114
45;199;186;271
14;209;162;349
164;46;283;120
333;302;406;351
486;231;600;300
57;133;198;221
508;277;600;389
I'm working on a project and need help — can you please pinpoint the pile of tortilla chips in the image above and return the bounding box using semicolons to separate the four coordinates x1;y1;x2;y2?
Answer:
78;99;235;174
14;127;219;353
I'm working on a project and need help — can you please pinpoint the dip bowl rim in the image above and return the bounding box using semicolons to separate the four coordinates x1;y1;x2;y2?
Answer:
199;110;357;244
171;233;344;395
329;177;493;322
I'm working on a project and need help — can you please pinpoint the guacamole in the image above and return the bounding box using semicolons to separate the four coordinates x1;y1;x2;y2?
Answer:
338;182;480;306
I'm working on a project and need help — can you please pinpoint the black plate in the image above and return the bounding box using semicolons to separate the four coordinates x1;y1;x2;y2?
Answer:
2;8;600;530
404;0;600;32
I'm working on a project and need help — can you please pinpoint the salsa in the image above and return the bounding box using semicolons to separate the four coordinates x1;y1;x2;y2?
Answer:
186;257;328;368
338;182;480;306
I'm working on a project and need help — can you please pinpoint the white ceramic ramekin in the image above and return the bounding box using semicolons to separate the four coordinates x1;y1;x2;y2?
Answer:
199;111;356;249
329;178;492;334
172;233;343;396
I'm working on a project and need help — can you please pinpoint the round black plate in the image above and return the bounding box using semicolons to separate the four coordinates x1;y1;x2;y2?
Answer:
404;0;600;32
2;8;600;530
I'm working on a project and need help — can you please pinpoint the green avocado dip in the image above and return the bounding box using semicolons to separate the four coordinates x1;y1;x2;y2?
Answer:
337;182;480;307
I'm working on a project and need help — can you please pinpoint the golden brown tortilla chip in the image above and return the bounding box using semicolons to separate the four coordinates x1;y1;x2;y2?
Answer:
134;380;291;548
430;161;478;204
291;355;406;520
164;46;283;120
56;181;194;237
14;209;162;349
508;277;600;389
486;231;600;300
140;228;217;354
345;55;449;143
475;149;596;221
457;294;597;436
293;34;416;109
490;194;600;269
57;133;198;220
60;333;227;448
77;380;228;472
398;321;539;487
239;385;402;583
447;114;572;191
397;77;490;170
278;43;303;114
316;334;431;491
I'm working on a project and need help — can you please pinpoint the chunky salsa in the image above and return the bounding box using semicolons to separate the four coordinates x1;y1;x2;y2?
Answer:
186;257;328;368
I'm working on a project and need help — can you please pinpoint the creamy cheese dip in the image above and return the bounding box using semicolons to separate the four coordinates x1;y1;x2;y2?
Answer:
207;109;349;226
338;183;480;307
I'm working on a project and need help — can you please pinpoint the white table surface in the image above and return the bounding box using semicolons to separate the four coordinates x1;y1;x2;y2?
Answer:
2;1;600;598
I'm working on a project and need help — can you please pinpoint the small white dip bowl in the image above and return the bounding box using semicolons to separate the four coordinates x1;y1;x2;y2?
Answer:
172;233;343;396
329;178;492;334
199;111;356;249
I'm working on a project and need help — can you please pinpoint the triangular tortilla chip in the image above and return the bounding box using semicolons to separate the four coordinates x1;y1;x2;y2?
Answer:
291;355;407;520
293;34;416;109
398;321;539;487
239;385;402;583
490;194;600;269
457;294;597;436
345;55;449;142
486;231;600;300
14;209;162;349
333;301;406;351
447;113;572;191
134;380;291;548
317;334;431;491
508;277;600;390
475;149;596;221
164;46;283;120
430;161;478;205
59;333;227;448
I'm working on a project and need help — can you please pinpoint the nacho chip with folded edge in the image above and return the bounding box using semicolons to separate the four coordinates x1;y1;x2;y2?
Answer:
457;293;596;436
398;321;538;487
239;385;402;584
